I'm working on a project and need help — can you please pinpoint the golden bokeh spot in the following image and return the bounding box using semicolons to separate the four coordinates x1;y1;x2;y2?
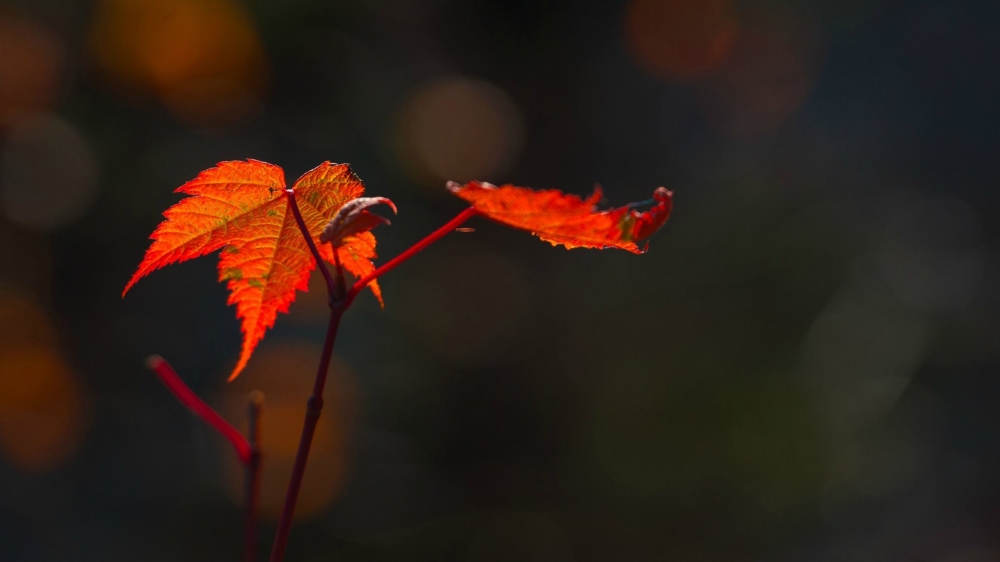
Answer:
0;346;87;471
396;77;523;187
0;291;57;347
625;0;740;81
88;0;269;126
0;293;88;470
0;291;87;471
219;343;359;522
0;15;64;127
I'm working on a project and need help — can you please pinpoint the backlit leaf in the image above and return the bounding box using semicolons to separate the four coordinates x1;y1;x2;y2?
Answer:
124;160;382;381
447;181;673;253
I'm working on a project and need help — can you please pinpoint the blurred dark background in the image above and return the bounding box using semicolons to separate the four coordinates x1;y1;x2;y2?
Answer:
2;0;1000;560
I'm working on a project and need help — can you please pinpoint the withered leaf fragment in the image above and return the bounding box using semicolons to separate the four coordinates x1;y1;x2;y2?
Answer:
447;181;672;253
320;196;397;247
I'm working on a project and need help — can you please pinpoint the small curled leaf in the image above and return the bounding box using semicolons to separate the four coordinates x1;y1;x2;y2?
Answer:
320;196;398;247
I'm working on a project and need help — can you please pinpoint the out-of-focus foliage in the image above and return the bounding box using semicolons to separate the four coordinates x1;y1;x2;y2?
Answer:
1;0;999;560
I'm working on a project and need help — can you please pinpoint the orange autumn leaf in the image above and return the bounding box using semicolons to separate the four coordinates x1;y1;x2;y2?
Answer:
123;159;383;381
447;181;673;253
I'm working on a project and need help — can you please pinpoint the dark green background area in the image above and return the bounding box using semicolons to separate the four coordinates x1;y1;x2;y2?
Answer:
2;0;1000;560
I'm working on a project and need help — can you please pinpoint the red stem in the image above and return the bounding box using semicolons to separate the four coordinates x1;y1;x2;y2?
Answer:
345;206;478;307
245;391;263;562
285;189;337;299
146;355;252;464
268;305;344;562
268;205;478;561
332;247;347;300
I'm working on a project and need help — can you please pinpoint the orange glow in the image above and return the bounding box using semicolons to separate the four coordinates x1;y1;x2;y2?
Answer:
0;15;64;127
0;292;88;470
0;348;87;470
702;28;818;136
220;343;359;521
88;0;269;125
0;291;57;347
396;77;524;186
625;0;739;81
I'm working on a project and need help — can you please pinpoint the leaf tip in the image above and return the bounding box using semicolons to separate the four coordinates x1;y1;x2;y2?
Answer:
627;187;673;246
122;270;144;298
227;351;250;383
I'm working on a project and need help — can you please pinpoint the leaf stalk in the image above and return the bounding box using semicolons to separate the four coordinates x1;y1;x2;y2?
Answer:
285;189;337;300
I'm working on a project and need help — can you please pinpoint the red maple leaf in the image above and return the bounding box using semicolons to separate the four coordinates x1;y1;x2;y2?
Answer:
123;160;384;381
447;181;673;253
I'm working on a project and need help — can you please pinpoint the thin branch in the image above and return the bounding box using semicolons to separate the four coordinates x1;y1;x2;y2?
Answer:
285;189;337;300
245;391;264;562
269;205;478;561
146;355;252;464
269;305;345;562
345;206;478;307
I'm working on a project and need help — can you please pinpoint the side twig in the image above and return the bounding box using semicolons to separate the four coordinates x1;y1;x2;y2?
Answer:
245;391;264;562
345;206;478;307
145;355;262;561
146;355;252;463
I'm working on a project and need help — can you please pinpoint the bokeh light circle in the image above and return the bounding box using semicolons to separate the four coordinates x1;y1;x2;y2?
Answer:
0;291;88;471
88;0;269;126
0;15;64;127
625;0;740;81
701;27;819;136
0;347;87;470
396;77;524;185
220;343;359;521
0;114;99;231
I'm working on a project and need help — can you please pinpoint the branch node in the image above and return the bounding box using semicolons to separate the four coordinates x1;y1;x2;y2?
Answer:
306;395;324;416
